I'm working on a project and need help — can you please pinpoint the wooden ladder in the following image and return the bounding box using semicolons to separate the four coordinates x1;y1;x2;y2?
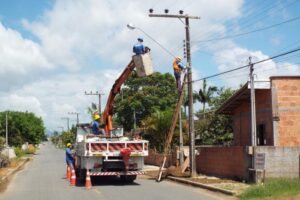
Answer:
156;72;188;182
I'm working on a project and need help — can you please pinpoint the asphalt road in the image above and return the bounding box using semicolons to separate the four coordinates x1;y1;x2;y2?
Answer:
0;142;229;200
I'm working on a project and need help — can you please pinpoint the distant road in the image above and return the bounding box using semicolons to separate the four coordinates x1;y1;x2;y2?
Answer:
0;142;229;200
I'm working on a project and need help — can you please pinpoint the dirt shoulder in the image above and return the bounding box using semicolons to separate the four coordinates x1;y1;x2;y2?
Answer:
0;157;31;192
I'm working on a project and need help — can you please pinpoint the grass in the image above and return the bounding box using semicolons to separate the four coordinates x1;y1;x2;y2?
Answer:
240;178;300;200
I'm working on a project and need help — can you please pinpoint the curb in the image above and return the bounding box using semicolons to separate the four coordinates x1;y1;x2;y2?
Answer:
167;176;236;196
0;158;30;188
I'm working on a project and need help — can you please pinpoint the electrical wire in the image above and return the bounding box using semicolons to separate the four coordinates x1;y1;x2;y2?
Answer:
192;16;300;43
192;47;300;83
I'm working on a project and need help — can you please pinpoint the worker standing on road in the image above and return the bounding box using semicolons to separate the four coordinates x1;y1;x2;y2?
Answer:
91;114;105;135
173;56;185;93
66;143;75;169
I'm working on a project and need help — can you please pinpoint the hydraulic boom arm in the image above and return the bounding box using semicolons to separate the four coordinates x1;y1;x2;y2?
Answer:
103;60;135;135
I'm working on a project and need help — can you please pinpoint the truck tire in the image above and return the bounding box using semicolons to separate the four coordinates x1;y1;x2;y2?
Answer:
120;175;137;183
78;169;87;184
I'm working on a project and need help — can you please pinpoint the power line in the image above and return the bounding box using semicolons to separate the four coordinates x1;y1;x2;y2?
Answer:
173;0;299;56
193;16;300;43
191;0;298;45
192;47;300;83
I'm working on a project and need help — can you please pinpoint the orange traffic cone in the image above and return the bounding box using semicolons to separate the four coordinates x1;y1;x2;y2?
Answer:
70;168;76;186
66;165;71;181
85;170;92;189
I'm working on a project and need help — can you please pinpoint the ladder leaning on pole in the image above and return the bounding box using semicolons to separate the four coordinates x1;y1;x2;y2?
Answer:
156;72;188;182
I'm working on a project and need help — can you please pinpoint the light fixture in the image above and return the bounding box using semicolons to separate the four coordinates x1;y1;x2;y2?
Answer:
127;23;136;30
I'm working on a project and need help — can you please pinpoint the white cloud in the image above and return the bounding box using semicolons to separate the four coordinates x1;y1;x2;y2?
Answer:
0;94;46;117
0;22;54;90
22;0;244;71
214;45;300;88
0;70;119;131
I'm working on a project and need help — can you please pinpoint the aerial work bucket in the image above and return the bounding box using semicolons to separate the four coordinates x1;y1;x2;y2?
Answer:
132;52;153;77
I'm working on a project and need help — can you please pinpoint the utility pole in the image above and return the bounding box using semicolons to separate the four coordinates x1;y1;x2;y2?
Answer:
249;57;257;147
5;111;8;147
68;112;80;125
61;117;70;132
85;91;104;115
149;9;199;178
57;126;64;132
133;108;137;129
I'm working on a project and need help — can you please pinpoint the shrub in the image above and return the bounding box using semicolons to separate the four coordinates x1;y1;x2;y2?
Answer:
24;146;36;154
14;147;25;158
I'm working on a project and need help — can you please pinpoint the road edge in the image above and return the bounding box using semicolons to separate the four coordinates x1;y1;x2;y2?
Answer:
167;176;236;196
0;158;31;192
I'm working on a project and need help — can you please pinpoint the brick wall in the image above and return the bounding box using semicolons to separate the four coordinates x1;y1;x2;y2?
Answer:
144;149;176;167
196;146;249;180
232;89;273;146
271;77;300;146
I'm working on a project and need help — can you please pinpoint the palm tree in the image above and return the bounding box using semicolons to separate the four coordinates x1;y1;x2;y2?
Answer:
87;102;98;120
198;79;217;113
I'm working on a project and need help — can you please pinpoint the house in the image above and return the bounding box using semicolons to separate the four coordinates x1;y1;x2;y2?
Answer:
196;76;300;181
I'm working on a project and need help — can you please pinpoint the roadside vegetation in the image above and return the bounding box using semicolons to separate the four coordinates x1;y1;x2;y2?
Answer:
0;111;44;170
0;111;46;147
240;178;300;200
50;126;76;148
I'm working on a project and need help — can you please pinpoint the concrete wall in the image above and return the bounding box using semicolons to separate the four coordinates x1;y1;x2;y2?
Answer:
255;146;300;178
196;146;250;180
232;89;273;146
271;77;300;146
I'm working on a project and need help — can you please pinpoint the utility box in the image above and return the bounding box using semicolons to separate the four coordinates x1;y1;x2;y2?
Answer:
133;52;153;77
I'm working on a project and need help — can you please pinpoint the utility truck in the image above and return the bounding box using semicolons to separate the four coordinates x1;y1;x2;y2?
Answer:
74;53;153;183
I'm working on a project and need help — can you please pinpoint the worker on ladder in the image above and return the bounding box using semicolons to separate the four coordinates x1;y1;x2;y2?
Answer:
173;56;185;93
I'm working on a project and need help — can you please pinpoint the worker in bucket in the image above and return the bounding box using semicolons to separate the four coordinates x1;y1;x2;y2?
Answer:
133;38;151;55
66;143;75;169
173;56;185;93
91;114;105;135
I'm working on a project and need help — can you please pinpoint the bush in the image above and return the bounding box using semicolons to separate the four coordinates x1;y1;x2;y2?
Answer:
14;147;25;158
24;146;36;154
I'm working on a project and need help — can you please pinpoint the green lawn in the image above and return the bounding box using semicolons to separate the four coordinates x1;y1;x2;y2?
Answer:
240;178;300;200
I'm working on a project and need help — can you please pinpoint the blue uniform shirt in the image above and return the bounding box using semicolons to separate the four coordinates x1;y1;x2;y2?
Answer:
133;42;145;55
92;121;100;135
65;147;74;165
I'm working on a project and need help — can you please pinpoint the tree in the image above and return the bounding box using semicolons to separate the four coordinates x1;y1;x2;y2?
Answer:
87;102;98;120
0;111;46;147
195;87;235;145
198;79;217;113
114;72;178;131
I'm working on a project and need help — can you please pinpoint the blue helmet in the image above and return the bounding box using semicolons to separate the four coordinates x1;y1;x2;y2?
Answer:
137;37;143;42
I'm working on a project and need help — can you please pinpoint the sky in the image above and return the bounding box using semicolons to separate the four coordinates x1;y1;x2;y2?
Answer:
0;0;300;134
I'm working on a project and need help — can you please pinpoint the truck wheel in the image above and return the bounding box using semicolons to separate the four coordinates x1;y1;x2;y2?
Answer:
120;175;137;183
78;169;86;184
